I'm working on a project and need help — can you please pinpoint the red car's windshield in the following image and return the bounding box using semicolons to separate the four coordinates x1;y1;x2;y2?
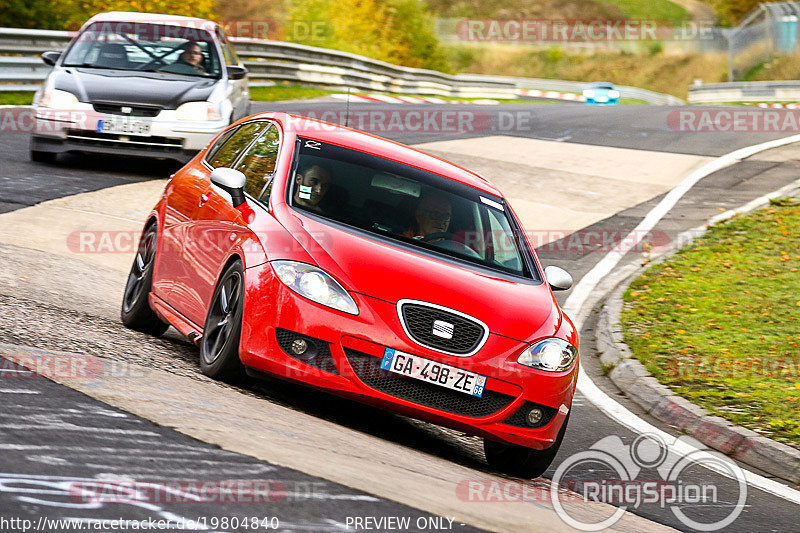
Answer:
288;137;537;279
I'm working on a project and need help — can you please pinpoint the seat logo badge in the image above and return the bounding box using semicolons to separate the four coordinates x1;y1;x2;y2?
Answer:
432;320;454;339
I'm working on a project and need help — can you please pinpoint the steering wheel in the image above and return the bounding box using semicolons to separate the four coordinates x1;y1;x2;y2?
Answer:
139;58;167;70
420;232;480;258
420;232;454;243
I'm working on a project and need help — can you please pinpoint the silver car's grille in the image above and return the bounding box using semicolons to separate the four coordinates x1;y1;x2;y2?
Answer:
92;103;162;117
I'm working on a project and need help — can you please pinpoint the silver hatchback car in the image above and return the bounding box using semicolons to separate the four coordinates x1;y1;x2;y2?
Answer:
31;11;250;163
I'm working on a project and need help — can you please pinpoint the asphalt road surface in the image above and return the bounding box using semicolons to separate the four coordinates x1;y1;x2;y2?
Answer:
0;356;479;533
0;101;798;532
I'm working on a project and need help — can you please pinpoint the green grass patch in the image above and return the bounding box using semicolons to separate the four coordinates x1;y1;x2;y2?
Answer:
0;91;35;105
248;85;573;105
249;85;338;102
597;0;690;21
620;203;800;449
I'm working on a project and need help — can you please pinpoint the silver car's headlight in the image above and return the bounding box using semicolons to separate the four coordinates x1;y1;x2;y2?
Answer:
175;101;221;121
608;90;620;98
271;261;358;315
39;89;80;109
517;338;577;372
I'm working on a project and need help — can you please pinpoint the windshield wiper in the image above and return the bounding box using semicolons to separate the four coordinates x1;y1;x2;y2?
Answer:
64;63;119;70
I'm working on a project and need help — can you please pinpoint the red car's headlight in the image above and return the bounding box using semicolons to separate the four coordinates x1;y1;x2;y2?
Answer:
517;338;577;372
271;260;358;315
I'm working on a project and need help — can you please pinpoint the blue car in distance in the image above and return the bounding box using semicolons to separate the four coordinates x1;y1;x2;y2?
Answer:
582;82;620;105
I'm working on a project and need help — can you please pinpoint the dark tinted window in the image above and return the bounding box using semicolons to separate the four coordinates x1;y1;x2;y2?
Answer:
288;137;536;279
206;121;268;168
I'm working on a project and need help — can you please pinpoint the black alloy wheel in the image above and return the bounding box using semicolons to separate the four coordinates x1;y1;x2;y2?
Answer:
121;223;170;336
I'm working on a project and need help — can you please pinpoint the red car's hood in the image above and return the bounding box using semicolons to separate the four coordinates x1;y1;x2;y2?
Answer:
277;214;562;343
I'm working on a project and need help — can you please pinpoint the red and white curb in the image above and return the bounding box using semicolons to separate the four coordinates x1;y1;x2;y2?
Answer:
519;89;585;102
751;103;800;109
331;93;499;105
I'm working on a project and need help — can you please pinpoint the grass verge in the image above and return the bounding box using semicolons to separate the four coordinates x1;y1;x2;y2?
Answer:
0;91;35;105
620;200;800;449
598;0;690;21
442;43;728;99
249;85;338;101
249;84;588;104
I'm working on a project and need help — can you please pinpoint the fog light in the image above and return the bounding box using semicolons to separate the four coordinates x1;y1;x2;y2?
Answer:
526;408;543;426
291;338;308;355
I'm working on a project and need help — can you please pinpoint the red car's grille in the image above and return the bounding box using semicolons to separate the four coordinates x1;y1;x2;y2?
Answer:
400;302;486;355
344;349;515;418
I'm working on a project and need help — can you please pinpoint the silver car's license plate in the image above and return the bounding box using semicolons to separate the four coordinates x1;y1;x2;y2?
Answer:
380;347;486;397
97;116;151;136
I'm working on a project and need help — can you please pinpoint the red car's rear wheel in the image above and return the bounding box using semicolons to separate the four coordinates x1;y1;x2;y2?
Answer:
121;223;169;336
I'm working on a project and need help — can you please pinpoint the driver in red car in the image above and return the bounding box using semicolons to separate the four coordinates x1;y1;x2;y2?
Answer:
404;191;452;240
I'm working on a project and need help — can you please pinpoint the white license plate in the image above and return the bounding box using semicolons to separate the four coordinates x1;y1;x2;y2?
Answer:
380;348;486;397
97;116;151;136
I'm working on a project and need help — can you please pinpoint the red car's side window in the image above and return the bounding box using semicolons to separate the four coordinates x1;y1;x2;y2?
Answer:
236;126;280;202
206;121;269;169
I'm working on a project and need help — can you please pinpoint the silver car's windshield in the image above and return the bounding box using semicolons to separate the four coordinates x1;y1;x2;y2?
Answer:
288;137;538;280
62;21;221;78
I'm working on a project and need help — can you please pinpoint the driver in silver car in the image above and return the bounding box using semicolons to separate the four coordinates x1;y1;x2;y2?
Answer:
161;41;207;75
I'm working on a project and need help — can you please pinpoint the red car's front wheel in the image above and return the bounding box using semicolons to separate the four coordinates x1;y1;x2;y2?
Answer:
484;411;571;478
200;260;246;382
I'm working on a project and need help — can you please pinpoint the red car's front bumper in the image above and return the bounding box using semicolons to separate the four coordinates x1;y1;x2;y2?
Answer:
239;264;578;450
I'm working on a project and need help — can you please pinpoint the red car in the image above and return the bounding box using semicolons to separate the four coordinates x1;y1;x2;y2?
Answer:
122;112;579;478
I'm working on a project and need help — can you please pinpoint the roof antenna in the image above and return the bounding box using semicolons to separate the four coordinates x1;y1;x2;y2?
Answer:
344;86;351;128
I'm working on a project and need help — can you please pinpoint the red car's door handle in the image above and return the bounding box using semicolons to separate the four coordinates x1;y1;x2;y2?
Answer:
198;193;210;207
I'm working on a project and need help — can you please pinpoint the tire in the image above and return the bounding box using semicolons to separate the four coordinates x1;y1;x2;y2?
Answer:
121;223;170;336
30;150;56;163
484;412;571;479
200;260;246;382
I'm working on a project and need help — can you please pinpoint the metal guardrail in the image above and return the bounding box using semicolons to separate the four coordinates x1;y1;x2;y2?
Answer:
688;80;800;103
0;27;683;104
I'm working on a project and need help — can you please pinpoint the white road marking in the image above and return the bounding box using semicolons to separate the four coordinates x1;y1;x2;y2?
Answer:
0;424;159;436
0;473;210;529
0;389;40;394
0;444;226;455
564;133;800;505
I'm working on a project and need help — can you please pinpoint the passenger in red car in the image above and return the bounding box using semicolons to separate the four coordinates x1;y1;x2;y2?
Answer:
293;164;332;212
404;192;452;239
